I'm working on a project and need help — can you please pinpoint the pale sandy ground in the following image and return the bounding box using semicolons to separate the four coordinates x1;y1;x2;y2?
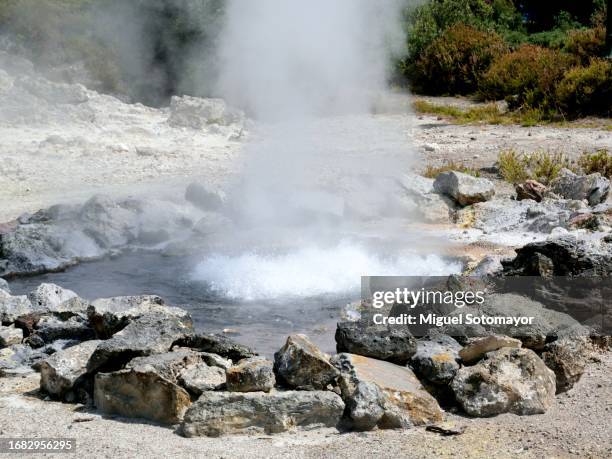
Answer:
0;351;609;459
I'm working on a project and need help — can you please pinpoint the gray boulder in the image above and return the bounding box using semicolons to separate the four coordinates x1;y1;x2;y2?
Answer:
32;315;95;344
459;335;522;363
335;321;417;365
0;325;23;347
126;350;203;383
176;333;256;362
87;312;193;372
550;168;610;206
0;292;33;324
434;171;495;206
39;340;101;401
274;334;339;390
181;391;345;437
179;363;226;395
94;369;191;424
400;175;454;224
451;348;556;417
332;353;443;430
27;283;78;310
542;337;589;393
168;96;244;130
410;335;461;385
226;357;275;393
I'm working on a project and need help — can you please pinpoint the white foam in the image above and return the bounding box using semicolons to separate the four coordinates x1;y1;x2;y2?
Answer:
193;242;461;301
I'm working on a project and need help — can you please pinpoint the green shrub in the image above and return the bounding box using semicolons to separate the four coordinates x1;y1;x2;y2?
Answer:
498;150;529;183
480;45;576;113
564;27;606;63
498;150;572;184
578;150;612;178
414;24;507;95
556;59;612;117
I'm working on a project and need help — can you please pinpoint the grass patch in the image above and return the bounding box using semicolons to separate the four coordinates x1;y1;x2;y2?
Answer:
497;150;573;184
578;149;612;178
422;161;480;179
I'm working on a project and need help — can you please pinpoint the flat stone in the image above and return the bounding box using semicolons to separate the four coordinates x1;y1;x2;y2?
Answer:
179;363;226;394
126;350;203;383
434;171;495;207
176;333;256;362
0;325;23;347
459;335;522;363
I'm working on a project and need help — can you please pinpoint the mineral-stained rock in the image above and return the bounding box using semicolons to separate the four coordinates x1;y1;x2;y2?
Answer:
39;340;101;401
274;334;339;390
459;335;522;363
550;168;610;206
175;333;256;362
87;313;193;372
126;350;202;383
542;337;589;393
179;363;226;394
0;325;23;347
433;171;495;207
181;390;345;437
451;348;556;417
335;321;417;365
411;335;461;385
515;180;547;202
331;353;443;430
226;357;275;393
94;369;191;424
27;283;78;311
0;292;33;324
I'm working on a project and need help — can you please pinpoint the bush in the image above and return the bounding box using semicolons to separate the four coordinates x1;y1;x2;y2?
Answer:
556;59;612;117
578;150;612;178
498;150;572;184
480;45;577;113
564;27;606;63
413;24;507;95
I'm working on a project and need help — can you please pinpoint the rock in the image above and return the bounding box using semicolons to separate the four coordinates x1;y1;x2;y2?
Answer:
16;76;88;104
175;333;257;362
179;363;226;395
126;350;202;383
94;369;191;424
87;313;193;373
515;180;547;202
433;171;495;207
335;321;417;365
0;325;23;347
451;348;556;417
274;334;339;390
568;213;603;231
199;352;232;370
39;340;101;402
0;278;10;294
332;353;443;430
471;255;504;277
181;391;344;437
27;283;78;311
459;335;522;363
411;335;462;385
502;235;612;276
226;357;275;393
542;337;588;393
550;169;610;206
0;292;33;324
185;183;225;212
32;315;95;344
400;175;454;224
168;96;244;130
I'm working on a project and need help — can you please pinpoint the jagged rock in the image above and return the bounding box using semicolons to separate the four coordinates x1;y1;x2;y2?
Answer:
550;169;610;206
87;296;191;339
87;312;193;373
433;171;495;207
335;321;417;365
411;335;461;385
0;325;23;347
451;348;556;417
94;369;191;424
31;315;94;344
185;183;225;212
274;334;339;390
0;292;33;324
39;340;101;402
502;235;612;276
0;278;10;294
568;213;603;231
226;357;275;393
400;175;454;224
175;333;256;362
126;350;202;383
181;391;345;437
459;335;522;363
542;337;589;393
179;363;226;395
516;180;547;202
331;353;443;430
27;283;78;310
168;96;244;130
